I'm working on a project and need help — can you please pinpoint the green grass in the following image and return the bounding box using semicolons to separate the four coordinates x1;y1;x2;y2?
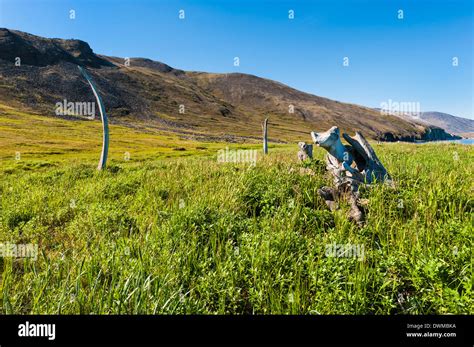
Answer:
0;138;472;314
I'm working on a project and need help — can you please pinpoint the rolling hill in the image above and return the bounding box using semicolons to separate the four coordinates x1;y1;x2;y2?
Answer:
0;28;461;143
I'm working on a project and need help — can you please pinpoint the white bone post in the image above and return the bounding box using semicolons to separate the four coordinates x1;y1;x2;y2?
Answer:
78;65;109;170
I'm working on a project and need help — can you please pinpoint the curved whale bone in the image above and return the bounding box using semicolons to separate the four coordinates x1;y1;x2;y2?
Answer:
78;65;109;171
311;126;392;225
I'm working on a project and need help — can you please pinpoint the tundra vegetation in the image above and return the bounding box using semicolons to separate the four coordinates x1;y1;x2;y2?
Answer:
0;108;472;314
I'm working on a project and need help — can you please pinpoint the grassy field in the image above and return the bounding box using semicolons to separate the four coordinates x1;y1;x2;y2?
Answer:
0;103;235;164
0;110;472;314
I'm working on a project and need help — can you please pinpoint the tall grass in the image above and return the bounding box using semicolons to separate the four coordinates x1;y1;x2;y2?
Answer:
0;143;472;314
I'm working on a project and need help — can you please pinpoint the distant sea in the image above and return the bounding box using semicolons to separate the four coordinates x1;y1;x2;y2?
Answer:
447;139;474;145
414;139;473;145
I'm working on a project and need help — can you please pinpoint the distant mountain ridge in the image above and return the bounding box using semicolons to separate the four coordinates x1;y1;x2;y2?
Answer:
0;28;462;142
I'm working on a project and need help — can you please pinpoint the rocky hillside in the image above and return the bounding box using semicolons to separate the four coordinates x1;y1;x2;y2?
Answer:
0;28;456;142
417;112;473;138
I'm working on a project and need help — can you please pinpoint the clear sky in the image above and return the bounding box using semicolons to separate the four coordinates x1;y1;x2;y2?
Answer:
1;0;472;119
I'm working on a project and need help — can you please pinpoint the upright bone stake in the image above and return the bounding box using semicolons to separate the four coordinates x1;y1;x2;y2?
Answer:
262;117;268;154
78;65;109;170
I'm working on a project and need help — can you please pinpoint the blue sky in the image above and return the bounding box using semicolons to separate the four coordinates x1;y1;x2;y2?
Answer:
1;0;472;119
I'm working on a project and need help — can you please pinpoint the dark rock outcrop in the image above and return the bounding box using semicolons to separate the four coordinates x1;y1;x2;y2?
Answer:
420;127;462;141
0;28;114;68
377;127;461;142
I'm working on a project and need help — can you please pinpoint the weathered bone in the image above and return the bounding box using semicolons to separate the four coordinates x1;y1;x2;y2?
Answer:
343;132;391;183
78;66;109;170
297;142;313;161
311;126;352;165
262;117;268;154
311;126;392;225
